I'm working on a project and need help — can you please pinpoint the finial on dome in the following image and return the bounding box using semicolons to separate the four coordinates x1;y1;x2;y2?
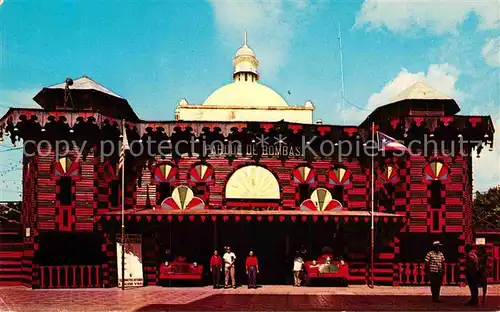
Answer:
233;30;259;82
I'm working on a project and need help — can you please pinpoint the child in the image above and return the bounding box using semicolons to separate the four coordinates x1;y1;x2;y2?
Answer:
293;253;304;286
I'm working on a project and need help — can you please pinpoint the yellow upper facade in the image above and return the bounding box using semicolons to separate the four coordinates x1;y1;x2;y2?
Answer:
175;32;314;124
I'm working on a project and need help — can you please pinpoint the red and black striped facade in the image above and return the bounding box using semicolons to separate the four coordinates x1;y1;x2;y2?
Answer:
0;89;495;288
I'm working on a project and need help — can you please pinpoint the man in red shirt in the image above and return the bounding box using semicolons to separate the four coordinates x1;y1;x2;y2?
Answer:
245;250;259;288
210;250;223;289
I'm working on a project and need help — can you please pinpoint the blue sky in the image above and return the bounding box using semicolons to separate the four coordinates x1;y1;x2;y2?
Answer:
0;0;499;200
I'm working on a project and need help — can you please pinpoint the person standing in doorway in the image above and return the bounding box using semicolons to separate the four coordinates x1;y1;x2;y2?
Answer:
210;250;223;289
425;241;445;303
223;246;236;288
465;244;479;306
245;250;259;289
293;252;304;287
477;246;489;305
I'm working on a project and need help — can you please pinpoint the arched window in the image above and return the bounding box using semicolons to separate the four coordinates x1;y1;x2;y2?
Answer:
189;163;214;201
53;156;80;206
300;188;343;211
379;164;398;212
225;165;280;200
292;165;316;204
103;161;119;208
53;155;80;231
327;166;351;205
152;163;178;205
424;160;449;209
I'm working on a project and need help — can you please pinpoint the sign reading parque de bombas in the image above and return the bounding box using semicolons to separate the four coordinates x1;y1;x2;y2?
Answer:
120;138;377;158
125;139;308;157
204;142;304;157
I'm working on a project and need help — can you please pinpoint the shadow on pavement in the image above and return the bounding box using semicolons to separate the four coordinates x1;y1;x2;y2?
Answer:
134;295;500;311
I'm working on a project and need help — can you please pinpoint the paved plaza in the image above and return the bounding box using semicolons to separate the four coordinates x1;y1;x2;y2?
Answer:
0;285;499;311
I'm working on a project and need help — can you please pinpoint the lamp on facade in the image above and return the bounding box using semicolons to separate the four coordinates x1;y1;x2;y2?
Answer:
429;133;434;138
69;129;74;133
457;133;462;138
41;127;46;132
484;134;489;138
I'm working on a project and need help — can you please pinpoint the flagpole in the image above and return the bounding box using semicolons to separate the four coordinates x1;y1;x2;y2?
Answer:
121;119;125;291
370;121;375;288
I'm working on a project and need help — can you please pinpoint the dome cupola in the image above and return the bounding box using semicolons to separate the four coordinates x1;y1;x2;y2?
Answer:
233;31;259;82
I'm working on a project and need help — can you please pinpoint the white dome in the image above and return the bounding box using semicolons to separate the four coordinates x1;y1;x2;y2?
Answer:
203;81;288;108
235;45;255;58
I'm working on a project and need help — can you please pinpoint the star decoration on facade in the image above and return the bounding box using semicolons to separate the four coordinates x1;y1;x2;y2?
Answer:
274;134;287;146
255;134;269;148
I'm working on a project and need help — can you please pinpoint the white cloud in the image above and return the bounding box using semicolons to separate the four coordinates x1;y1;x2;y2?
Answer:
208;0;316;79
342;64;465;124
472;111;500;191
482;37;500;67
355;0;500;34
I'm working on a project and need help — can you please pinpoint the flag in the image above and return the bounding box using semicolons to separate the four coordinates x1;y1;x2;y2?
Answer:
118;125;130;171
377;131;408;152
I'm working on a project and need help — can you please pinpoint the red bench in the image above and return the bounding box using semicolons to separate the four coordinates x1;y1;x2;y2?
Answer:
304;254;349;286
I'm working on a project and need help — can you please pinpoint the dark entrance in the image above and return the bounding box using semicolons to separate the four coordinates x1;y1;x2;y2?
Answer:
156;218;353;285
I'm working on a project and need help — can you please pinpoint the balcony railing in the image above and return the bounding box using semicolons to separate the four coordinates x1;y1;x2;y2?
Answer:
398;262;461;285
40;265;102;288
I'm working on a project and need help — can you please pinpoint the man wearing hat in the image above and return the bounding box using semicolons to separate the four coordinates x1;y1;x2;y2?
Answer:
425;241;446;302
464;244;479;305
223;246;236;288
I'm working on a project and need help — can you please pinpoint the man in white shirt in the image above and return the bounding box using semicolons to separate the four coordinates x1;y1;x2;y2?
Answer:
223;246;236;288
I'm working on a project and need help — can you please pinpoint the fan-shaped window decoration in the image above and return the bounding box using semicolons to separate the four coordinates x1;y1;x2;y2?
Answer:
53;156;80;177
225;165;280;200
292;166;316;185
161;186;205;210
300;188;343;211
380;164;399;184
153;163;177;183
328;166;351;186
424;160;449;181
189;164;214;183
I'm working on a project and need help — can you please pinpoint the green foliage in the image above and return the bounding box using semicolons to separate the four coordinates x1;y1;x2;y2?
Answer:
473;186;500;228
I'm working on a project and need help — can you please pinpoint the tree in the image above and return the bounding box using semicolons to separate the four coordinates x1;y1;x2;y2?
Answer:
473;186;500;228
